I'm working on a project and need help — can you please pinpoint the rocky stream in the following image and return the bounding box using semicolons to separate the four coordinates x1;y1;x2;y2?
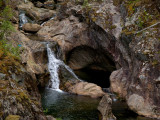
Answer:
0;0;160;120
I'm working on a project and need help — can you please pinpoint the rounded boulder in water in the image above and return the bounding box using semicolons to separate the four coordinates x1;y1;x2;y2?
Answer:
22;23;42;32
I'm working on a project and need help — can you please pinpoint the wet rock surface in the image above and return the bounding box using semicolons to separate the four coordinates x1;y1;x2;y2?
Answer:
17;0;56;23
98;95;116;120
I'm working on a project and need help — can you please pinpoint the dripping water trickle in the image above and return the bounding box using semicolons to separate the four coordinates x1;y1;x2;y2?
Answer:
19;11;28;28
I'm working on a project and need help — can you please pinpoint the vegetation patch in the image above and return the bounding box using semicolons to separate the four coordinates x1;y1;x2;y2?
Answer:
0;0;22;75
123;0;160;35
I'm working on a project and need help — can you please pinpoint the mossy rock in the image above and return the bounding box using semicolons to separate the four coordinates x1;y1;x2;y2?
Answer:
5;115;20;120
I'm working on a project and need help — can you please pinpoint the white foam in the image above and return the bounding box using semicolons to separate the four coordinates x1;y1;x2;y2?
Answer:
47;44;80;91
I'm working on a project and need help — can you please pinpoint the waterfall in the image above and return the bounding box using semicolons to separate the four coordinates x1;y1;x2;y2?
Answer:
19;11;28;28
63;64;79;80
47;44;80;90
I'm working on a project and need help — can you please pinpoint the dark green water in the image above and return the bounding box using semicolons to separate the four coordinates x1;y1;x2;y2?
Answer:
41;88;100;120
41;89;157;120
112;100;157;120
112;100;138;120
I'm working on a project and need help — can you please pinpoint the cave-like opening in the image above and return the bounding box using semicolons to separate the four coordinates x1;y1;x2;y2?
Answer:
74;67;111;88
66;45;116;88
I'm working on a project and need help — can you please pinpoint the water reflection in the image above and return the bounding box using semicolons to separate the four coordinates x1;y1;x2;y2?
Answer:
41;88;100;120
41;89;157;120
112;100;157;120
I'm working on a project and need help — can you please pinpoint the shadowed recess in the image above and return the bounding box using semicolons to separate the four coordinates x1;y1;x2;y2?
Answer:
66;45;116;88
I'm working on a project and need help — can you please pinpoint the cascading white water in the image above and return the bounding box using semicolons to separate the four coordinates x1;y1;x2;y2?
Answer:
47;44;80;90
47;44;62;89
19;11;28;28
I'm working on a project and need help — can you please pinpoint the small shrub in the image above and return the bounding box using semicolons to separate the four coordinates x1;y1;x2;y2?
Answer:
43;108;48;114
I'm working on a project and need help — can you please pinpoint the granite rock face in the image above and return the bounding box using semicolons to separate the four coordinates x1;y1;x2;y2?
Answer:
0;61;47;120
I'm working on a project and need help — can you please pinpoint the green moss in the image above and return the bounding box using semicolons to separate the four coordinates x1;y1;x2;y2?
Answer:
152;60;158;66
16;96;22;102
5;115;20;120
110;25;117;30
123;0;160;35
18;90;29;100
15;89;31;104
0;45;22;75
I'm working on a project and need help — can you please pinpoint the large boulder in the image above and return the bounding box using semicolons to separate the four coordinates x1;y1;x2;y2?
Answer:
127;94;158;118
98;95;116;120
22;23;42;32
110;68;127;98
68;81;105;98
58;66;105;98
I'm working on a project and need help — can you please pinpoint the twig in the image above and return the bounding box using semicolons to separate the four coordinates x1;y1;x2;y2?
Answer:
135;22;160;34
